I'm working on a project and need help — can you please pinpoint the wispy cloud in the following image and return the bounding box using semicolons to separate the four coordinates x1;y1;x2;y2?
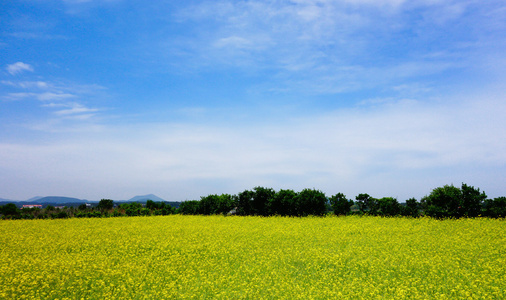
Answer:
2;86;504;200
1;80;49;89
6;62;34;75
168;0;505;95
52;103;100;116
1;66;107;129
1;0;504;201
8;32;68;40
5;92;76;101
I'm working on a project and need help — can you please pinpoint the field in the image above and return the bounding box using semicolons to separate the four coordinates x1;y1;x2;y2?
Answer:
1;216;505;299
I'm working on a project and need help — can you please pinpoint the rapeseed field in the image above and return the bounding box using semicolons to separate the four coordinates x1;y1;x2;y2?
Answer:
0;215;504;299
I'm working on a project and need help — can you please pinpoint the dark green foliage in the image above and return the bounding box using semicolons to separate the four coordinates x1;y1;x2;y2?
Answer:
267;189;297;216
252;187;276;216
198;194;220;215
179;200;200;215
125;208;138;216
484;197;506;218
91;211;104;218
2;183;503;220
53;211;68;219
123;202;142;216
195;194;237;215
163;205;177;215
217;194;236;215
376;197;401;216
146;200;158;210
21;213;34;220
143;200;177;215
75;211;87;218
422;183;487;218
1;203;19;216
329;193;353;216
185;187;326;217
295;189;327;216
97;199;114;210
422;185;461;218
461;183;487;217
355;193;368;213
237;188;276;216
401;198;420;217
355;193;378;214
237;190;254;216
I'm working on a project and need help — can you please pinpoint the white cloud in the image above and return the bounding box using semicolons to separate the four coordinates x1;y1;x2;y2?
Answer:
36;92;76;101
6;92;75;101
53;103;99;116
168;0;503;96
2;72;108;131
6;62;34;75
2;89;504;200
2;80;49;89
213;36;253;49
1;0;505;201
7;1;501;99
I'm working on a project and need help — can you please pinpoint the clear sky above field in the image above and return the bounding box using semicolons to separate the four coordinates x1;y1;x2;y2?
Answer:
1;0;505;201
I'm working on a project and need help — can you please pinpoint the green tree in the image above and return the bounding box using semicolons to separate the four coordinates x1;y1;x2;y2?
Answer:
122;202;142;216
329;193;353;216
376;197;400;216
483;197;506;218
422;183;486;218
199;194;220;215
97;199;114;210
237;190;254;216
1;203;20;216
460;183;487;217
179;200;200;215
268;189;297;216
140;208;151;216
55;211;68;219
146;200;159;210
251;187;276;216
161;204;176;215
422;185;461;218
295;188;327;216
401;198;419;217
355;193;378;214
217;194;236;215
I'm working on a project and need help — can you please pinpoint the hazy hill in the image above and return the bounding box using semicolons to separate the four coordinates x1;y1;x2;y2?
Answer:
128;194;165;202
26;196;44;202
0;194;179;208
32;196;88;204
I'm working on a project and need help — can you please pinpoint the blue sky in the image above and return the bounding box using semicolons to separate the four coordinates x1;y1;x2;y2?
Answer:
1;0;505;201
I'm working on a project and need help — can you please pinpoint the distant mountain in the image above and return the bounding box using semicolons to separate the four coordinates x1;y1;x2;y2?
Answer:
31;196;87;204
128;194;166;202
26;196;44;202
0;196;91;208
0;196;44;203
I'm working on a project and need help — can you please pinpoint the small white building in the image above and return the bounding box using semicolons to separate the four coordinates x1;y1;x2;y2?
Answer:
22;205;42;209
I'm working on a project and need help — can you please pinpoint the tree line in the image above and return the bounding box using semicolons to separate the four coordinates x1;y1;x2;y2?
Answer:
1;183;505;220
179;184;505;218
0;200;177;220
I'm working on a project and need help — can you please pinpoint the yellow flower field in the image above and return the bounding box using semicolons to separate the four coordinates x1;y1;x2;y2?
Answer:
0;215;505;299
